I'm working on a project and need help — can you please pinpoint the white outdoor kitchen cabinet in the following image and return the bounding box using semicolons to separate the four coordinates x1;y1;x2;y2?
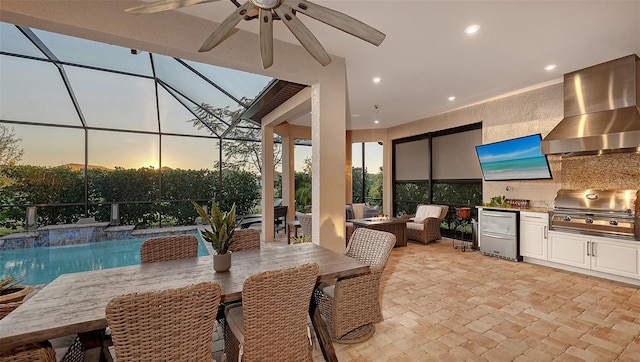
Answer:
519;211;549;260
548;230;640;279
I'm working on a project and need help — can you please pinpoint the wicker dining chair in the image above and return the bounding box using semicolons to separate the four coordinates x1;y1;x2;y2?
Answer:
228;229;260;252
224;263;319;362
0;302;57;362
314;228;395;343
106;282;221;362
295;212;312;239
139;234;199;264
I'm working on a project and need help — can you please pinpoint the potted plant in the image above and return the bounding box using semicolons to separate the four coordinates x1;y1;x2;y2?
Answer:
192;201;238;272
290;235;312;244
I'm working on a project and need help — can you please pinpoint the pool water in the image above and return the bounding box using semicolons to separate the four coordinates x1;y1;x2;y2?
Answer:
0;235;209;285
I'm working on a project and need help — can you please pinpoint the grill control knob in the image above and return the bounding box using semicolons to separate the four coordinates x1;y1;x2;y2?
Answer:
609;220;619;226
585;217;594;224
563;216;572;222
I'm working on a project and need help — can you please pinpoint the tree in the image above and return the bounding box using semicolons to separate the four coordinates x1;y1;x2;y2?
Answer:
189;103;281;173
294;157;312;211
368;166;383;207
0;125;23;166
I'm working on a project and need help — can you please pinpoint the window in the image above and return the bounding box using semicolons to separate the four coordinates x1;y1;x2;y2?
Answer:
352;142;383;207
392;123;482;218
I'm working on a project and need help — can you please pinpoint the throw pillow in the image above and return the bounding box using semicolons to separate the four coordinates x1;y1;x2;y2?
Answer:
345;204;355;220
363;205;379;218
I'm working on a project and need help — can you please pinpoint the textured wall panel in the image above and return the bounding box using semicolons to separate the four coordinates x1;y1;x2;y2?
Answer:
562;153;640;190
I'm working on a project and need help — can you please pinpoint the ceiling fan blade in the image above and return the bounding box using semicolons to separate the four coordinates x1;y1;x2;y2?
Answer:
125;0;220;15
282;0;385;46
259;9;274;69
199;1;255;52
273;5;331;66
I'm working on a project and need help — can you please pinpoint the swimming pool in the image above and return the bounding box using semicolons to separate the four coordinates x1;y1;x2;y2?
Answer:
0;235;209;285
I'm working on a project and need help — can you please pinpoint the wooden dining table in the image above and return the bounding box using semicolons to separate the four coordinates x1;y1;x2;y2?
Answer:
0;242;369;362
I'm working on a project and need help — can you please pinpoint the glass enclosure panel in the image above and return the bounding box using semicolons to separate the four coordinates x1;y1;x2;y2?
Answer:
221;138;262;173
184;60;272;104
352;142;384;206
161;135;218;171
163;87;221;136
87;130;159;170
364;142;383;208
394;182;430;216
0;56;81;126
293;142;312;212
158;87;208;136
160;136;218;226
4;123;84;167
153;55;243;125
65;66;158;131
351;143;364;203
31;28;153;76
87;131;159;227
274;142;283;174
0;124;85;229
0;23;46;58
294;143;312;173
225;119;261;141
432;181;482;217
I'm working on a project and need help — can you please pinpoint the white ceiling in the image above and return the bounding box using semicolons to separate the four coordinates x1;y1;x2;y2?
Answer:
176;1;640;130
3;1;640;131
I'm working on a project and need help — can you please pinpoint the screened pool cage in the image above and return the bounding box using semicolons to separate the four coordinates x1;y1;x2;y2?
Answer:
0;22;308;231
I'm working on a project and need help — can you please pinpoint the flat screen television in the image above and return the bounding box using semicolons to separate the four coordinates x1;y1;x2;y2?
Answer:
475;134;552;181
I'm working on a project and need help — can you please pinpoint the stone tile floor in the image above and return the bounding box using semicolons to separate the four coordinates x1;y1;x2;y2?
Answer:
318;238;640;361
211;236;640;360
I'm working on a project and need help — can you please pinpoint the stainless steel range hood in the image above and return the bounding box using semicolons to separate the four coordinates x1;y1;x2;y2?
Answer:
541;54;640;156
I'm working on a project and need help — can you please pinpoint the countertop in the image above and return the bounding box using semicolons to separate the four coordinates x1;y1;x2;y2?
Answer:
477;206;552;214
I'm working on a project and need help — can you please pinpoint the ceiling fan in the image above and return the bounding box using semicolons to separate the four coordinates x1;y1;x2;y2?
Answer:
125;0;386;69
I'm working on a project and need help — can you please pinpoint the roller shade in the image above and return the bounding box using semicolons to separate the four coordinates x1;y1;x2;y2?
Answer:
432;129;482;180
395;138;429;181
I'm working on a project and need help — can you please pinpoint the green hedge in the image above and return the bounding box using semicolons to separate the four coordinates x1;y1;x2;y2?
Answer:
0;165;260;230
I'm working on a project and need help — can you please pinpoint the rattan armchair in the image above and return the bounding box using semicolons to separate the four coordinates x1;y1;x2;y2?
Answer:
0;302;57;362
139;234;198;264
106;282;221;362
314;228;395;343
406;204;449;243
228;229;260;252
224;263;319;362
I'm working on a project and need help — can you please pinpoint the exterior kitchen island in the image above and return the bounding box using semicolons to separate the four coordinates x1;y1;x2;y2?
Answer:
477;189;640;287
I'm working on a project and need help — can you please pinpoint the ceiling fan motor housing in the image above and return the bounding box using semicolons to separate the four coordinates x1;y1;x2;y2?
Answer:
249;0;281;10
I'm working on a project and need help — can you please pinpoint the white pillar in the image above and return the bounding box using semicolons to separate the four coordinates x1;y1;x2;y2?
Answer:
261;125;275;242
311;61;347;253
282;134;295;221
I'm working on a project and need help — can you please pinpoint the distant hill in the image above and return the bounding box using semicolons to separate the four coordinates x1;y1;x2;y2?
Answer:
63;163;113;171
62;164;174;171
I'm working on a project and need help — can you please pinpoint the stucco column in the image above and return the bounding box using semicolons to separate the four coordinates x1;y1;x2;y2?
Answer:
261;125;275;242
312;61;347;253
382;136;393;216
281;133;295;221
345;131;353;204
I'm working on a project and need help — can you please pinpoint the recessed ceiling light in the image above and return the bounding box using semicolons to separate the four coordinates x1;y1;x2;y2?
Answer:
464;25;480;35
372;77;381;83
544;64;557;71
374;120;380;124
448;96;456;101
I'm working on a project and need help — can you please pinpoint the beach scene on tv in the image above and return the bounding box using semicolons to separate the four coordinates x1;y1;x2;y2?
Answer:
475;134;552;181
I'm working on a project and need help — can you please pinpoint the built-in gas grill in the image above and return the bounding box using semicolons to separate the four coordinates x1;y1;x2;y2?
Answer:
550;190;640;240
